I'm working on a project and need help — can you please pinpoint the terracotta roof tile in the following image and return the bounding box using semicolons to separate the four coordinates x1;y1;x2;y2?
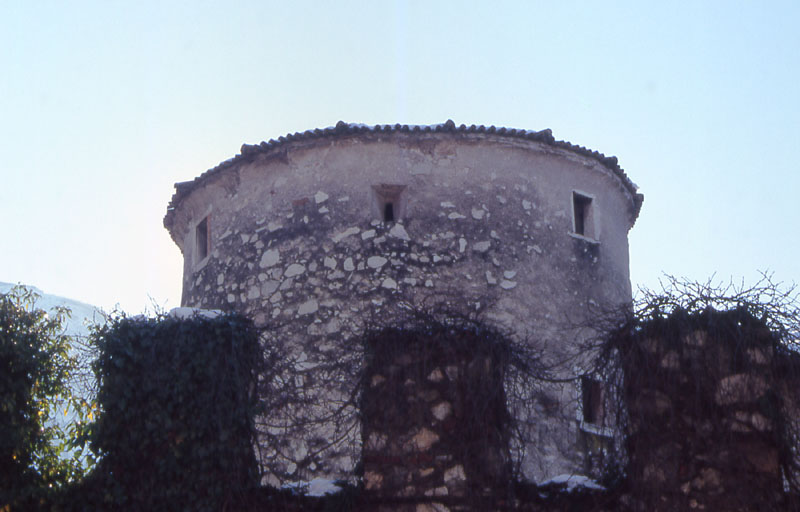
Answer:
164;120;642;230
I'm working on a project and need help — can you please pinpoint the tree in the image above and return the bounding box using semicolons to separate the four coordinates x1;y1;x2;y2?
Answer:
0;286;92;509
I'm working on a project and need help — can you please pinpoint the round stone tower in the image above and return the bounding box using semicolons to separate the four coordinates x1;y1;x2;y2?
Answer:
164;120;642;483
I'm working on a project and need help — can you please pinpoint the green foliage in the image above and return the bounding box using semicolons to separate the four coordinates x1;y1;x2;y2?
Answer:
0;286;93;509
87;312;263;511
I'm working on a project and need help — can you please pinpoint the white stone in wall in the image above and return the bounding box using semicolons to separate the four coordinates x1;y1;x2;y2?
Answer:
247;287;260;299
523;200;532;210
298;299;319;316
367;256;387;269
447;212;466;220
444;465;466;484
261;280;280;295
500;280;517;290
217;274;225;285
332;227;360;242
259;249;280;268
471;208;485;220
284;264;306;278
440;201;455;208
428;368;444;382
389;223;410;241
323;257;337;269
459;238;467;253
473;241;491;253
324;319;340;334
314;191;329;203
408;428;439;451
431;401;452;421
381;278;397;290
486;271;497;285
504;270;517;279
344;258;355;271
497;195;507;204
424;487;449;497
361;229;376;240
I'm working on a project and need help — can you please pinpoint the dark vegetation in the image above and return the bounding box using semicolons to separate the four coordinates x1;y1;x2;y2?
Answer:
2;275;799;511
0;288;92;509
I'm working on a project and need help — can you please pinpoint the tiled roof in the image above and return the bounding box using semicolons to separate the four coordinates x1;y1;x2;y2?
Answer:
165;120;642;229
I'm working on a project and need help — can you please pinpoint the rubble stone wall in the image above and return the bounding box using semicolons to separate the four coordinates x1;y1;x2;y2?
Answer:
361;328;512;511
164;127;640;482
622;314;784;511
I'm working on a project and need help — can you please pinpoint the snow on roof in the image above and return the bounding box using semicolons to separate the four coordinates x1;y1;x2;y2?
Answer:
283;478;344;497
539;473;606;492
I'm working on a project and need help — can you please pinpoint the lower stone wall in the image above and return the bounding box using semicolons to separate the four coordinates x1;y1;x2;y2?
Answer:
618;310;786;511
356;309;796;511
361;327;513;510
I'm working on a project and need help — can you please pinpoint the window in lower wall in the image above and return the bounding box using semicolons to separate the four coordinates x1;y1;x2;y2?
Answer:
577;375;614;438
581;376;604;425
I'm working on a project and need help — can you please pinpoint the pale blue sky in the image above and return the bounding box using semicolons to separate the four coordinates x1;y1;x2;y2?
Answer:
2;1;798;312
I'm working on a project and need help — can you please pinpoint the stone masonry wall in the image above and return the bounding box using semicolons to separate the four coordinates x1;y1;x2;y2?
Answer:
620;311;785;511
361;328;512;511
165;129;640;483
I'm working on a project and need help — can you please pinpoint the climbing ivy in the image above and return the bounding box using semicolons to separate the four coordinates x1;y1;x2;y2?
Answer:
86;312;263;511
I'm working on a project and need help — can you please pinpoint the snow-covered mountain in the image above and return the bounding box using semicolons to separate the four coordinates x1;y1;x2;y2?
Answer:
0;282;102;337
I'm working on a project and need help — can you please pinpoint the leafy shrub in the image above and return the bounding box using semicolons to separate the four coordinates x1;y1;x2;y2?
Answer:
0;287;90;510
87;312;263;511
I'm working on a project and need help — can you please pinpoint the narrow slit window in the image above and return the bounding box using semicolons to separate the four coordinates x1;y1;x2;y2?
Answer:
195;217;209;262
581;376;603;424
383;202;395;222
572;192;594;238
372;185;406;222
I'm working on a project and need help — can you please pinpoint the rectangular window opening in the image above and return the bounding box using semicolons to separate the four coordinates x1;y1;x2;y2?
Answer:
581;376;603;425
372;185;406;222
383;202;395;222
572;192;594;238
195;217;209;263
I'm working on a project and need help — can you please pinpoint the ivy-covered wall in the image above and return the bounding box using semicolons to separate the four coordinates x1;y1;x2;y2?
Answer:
86;312;263;511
